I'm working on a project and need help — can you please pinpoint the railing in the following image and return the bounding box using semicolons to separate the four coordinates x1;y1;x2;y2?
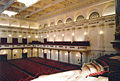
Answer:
0;43;90;51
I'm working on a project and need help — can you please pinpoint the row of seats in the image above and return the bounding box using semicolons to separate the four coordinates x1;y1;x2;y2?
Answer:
29;41;90;46
0;62;32;81
8;59;61;77
95;53;120;71
29;57;80;71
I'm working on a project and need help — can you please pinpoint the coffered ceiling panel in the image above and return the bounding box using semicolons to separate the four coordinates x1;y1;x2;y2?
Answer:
0;0;114;21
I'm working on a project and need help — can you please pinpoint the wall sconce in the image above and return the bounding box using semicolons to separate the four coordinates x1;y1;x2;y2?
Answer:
74;19;76;22
28;35;31;38
24;49;27;53
62;34;64;37
19;35;22;37
8;34;12;37
54;35;56;37
15;50;18;53
47;35;49;38
72;33;75;36
84;32;87;35
48;24;50;27
99;30;104;35
76;54;79;57
35;35;38;38
35;49;37;52
3;50;7;54
65;53;67;55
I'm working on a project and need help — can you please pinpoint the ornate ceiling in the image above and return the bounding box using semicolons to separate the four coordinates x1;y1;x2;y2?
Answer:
0;0;113;21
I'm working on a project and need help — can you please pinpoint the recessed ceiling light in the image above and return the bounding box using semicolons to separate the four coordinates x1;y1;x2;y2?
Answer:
17;0;39;7
2;10;17;17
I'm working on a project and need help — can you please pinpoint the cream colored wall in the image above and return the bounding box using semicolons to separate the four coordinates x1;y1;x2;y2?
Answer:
0;0;116;65
51;50;58;61
33;48;38;57
39;49;43;58
13;49;22;59
60;51;68;63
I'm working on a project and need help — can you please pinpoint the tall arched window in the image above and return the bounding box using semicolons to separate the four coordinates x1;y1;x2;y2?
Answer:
76;15;84;22
89;12;100;19
57;20;63;25
66;18;73;23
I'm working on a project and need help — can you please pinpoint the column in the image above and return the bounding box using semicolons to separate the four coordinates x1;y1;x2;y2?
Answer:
43;49;44;58
80;52;83;67
31;48;33;57
68;51;70;64
37;48;39;57
58;50;60;61
21;48;24;58
50;49;52;59
11;49;13;59
22;48;24;54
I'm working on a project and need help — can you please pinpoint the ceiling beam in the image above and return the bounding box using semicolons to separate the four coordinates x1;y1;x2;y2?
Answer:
25;0;66;18
0;0;15;13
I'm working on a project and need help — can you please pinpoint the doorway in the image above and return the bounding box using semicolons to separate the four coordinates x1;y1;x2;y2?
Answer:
22;38;27;44
12;38;18;44
22;53;27;58
1;38;7;43
43;53;47;59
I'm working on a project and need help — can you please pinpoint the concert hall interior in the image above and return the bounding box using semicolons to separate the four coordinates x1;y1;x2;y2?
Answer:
0;0;120;81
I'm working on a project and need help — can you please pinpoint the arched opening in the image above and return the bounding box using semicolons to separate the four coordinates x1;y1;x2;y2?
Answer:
89;12;100;19
57;20;63;25
76;15;84;22
66;18;73;23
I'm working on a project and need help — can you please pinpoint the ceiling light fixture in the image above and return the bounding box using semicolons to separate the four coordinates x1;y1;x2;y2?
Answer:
17;0;39;7
2;10;17;17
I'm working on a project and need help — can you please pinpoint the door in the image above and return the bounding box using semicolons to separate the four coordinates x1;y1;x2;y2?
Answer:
22;53;27;58
44;53;47;59
44;38;47;43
